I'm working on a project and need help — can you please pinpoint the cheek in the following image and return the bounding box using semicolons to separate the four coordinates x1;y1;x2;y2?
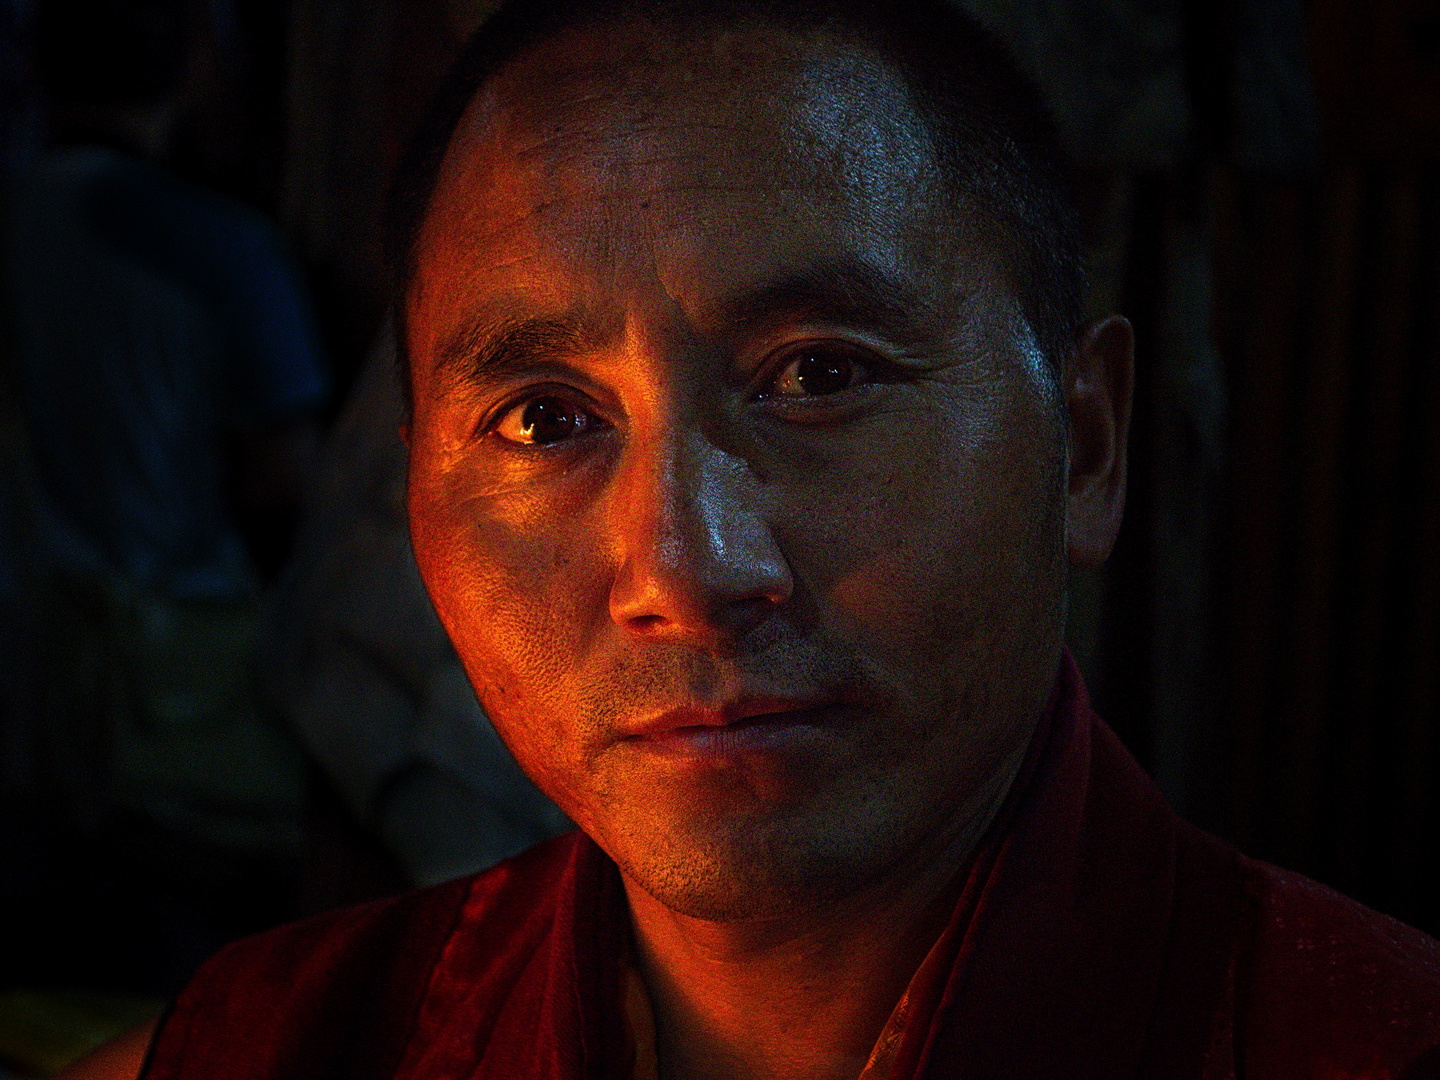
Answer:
777;396;1062;672
408;456;614;767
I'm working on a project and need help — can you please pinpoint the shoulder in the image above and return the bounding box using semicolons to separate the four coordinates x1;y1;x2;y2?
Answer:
203;827;582;977
1235;856;1440;1076
144;831;587;1080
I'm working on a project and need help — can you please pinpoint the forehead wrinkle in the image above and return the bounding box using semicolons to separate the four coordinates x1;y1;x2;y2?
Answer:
438;30;950;254
435;118;849;261
490;85;752;186
512;123;789;172
507;135;857;201
432;180;852;269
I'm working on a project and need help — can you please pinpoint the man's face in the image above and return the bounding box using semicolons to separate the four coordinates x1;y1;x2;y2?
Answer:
406;22;1069;919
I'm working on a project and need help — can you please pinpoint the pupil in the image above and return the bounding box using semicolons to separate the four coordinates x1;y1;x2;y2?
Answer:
796;353;851;395
521;397;576;444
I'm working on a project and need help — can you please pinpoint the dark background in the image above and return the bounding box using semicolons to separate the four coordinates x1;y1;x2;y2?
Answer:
1086;0;1440;939
0;0;1437;1020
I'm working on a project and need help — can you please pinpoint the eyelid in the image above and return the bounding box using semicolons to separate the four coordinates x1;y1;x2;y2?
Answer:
461;357;619;416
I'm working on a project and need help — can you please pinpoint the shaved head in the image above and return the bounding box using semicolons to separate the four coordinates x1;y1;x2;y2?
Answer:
389;0;1083;401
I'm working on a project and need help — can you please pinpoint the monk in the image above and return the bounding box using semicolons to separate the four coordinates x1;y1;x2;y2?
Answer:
65;1;1440;1077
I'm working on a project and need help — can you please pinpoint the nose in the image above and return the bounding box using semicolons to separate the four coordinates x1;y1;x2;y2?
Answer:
608;427;793;646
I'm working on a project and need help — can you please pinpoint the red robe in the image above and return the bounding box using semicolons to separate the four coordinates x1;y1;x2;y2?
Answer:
142;657;1440;1079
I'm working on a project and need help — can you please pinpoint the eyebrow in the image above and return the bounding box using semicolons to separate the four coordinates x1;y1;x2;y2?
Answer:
433;256;938;385
715;255;933;340
436;314;600;387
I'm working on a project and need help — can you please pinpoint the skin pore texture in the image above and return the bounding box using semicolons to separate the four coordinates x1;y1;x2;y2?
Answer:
401;17;1133;1080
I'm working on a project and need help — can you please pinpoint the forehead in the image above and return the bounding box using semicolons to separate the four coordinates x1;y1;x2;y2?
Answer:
410;19;991;359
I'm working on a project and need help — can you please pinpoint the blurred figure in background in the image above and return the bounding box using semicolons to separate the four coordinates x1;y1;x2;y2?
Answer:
0;0;327;995
267;0;566;901
262;328;569;893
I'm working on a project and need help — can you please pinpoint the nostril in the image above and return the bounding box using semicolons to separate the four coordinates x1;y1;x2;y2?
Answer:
627;613;667;633
726;593;783;632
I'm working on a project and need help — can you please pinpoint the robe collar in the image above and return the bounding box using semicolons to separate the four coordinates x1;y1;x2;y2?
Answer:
400;652;1239;1080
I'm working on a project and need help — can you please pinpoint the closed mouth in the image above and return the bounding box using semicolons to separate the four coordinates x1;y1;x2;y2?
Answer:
622;698;837;741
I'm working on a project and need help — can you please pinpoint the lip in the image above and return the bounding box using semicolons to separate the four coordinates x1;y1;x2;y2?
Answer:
622;696;833;740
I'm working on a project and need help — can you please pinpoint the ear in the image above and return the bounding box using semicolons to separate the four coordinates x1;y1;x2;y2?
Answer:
1065;315;1134;568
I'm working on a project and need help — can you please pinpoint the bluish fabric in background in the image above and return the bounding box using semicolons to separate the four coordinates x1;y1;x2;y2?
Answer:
5;145;327;601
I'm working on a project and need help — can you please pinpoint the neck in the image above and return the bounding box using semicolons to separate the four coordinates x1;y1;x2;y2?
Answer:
623;743;1027;1080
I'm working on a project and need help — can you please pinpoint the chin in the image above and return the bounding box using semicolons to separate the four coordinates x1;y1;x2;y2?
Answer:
603;803;906;922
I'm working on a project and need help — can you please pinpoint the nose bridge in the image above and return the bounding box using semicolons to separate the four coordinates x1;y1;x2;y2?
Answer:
666;426;745;573
608;404;791;638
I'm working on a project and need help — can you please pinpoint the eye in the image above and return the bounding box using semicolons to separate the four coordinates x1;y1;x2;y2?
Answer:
494;394;603;445
769;346;869;398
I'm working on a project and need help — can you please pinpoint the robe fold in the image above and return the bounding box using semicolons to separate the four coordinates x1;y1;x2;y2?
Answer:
141;657;1440;1079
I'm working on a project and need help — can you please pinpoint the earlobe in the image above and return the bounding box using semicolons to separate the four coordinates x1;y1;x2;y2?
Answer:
1065;314;1134;569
